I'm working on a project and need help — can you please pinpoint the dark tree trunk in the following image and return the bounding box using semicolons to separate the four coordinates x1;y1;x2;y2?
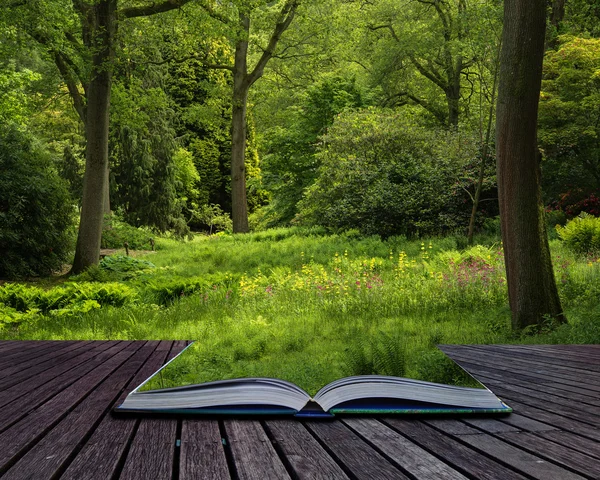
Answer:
231;15;250;234
496;0;564;330
71;0;116;273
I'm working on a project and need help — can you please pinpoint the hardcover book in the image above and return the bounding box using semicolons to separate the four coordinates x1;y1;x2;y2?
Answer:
115;343;512;417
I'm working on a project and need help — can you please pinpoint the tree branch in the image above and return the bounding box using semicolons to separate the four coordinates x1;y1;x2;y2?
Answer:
409;55;446;90
197;1;233;25
367;24;400;43
120;0;195;19
246;0;300;87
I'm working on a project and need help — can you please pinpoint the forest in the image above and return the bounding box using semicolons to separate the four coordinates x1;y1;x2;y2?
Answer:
1;0;600;368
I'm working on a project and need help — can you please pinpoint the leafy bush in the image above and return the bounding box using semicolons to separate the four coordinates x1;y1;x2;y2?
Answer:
556;213;600;254
0;125;75;278
0;282;137;314
100;255;155;273
296;110;478;237
102;214;155;250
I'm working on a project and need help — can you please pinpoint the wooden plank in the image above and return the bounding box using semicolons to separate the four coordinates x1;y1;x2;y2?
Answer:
118;342;187;479
1;341;158;480
495;431;600;478
224;420;291;480
539;430;600;460
458;363;600;402
468;345;600;372
384;419;528;480
0;341;129;432
264;420;350;480
482;384;600;429
497;413;557;433
306;420;409;480
441;350;600;394
61;341;184;480
0;341;141;474
179;420;231;480
0;341;111;405
0;341;96;387
452;431;586;480
442;347;600;390
495;398;600;442
119;419;178;480
344;417;468;480
0;341;65;371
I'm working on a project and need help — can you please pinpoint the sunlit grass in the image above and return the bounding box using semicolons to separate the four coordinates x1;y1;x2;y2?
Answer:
2;228;599;388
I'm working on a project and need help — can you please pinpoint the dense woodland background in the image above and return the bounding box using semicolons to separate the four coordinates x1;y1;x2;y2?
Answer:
0;0;599;274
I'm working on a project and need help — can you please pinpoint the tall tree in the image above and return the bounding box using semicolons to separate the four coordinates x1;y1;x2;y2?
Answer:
199;0;300;232
496;0;564;329
3;0;194;273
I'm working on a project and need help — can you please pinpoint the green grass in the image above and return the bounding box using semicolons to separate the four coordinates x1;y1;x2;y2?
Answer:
1;227;599;391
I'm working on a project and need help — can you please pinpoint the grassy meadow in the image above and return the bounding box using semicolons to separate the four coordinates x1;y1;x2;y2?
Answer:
1;227;599;393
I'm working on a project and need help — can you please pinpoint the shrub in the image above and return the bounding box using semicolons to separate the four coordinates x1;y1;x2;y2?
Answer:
296;110;478;238
102;214;155;250
556;213;600;254
0;125;75;278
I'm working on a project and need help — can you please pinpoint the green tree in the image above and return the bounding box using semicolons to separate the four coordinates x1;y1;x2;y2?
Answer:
297;109;477;237
261;75;367;225
0;125;74;278
196;0;301;233
539;36;600;208
496;0;564;330
2;0;194;273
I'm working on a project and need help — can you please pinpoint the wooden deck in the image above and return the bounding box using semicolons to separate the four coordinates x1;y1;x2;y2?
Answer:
0;341;598;479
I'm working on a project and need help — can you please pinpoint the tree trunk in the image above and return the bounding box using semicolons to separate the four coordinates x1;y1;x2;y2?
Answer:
496;0;564;330
230;15;250;234
71;0;116;273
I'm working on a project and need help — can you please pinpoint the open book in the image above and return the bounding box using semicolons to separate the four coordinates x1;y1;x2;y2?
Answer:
115;343;511;417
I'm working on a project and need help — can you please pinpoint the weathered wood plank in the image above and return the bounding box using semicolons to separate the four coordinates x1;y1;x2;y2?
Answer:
61;341;184;480
0;341;130;432
264;420;350;480
0;342;157;480
344;417;468;480
0;341;68;371
497;413;558;433
384;419;529;480
224;420;291;480
179;420;231;480
539;430;600;460
496;431;600;478
306;420;410;480
0;340;112;406
119;419;178;480
118;341;183;480
0;341;96;387
0;341;141;474
441;346;600;390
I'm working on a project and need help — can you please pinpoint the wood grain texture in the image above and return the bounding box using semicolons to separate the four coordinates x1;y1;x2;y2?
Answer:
61;341;185;480
225;420;291;480
265;420;350;480
179;420;230;480
306;420;409;479
344;417;468;480
1;342;157;480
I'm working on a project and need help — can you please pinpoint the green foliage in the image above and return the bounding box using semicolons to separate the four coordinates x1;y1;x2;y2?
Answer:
110;80;188;237
194;204;233;234
261;76;368;225
101;214;155;250
297;109;477;237
343;332;406;377
0;281;136;327
556;213;600;254
0;124;75;279
539;36;600;205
